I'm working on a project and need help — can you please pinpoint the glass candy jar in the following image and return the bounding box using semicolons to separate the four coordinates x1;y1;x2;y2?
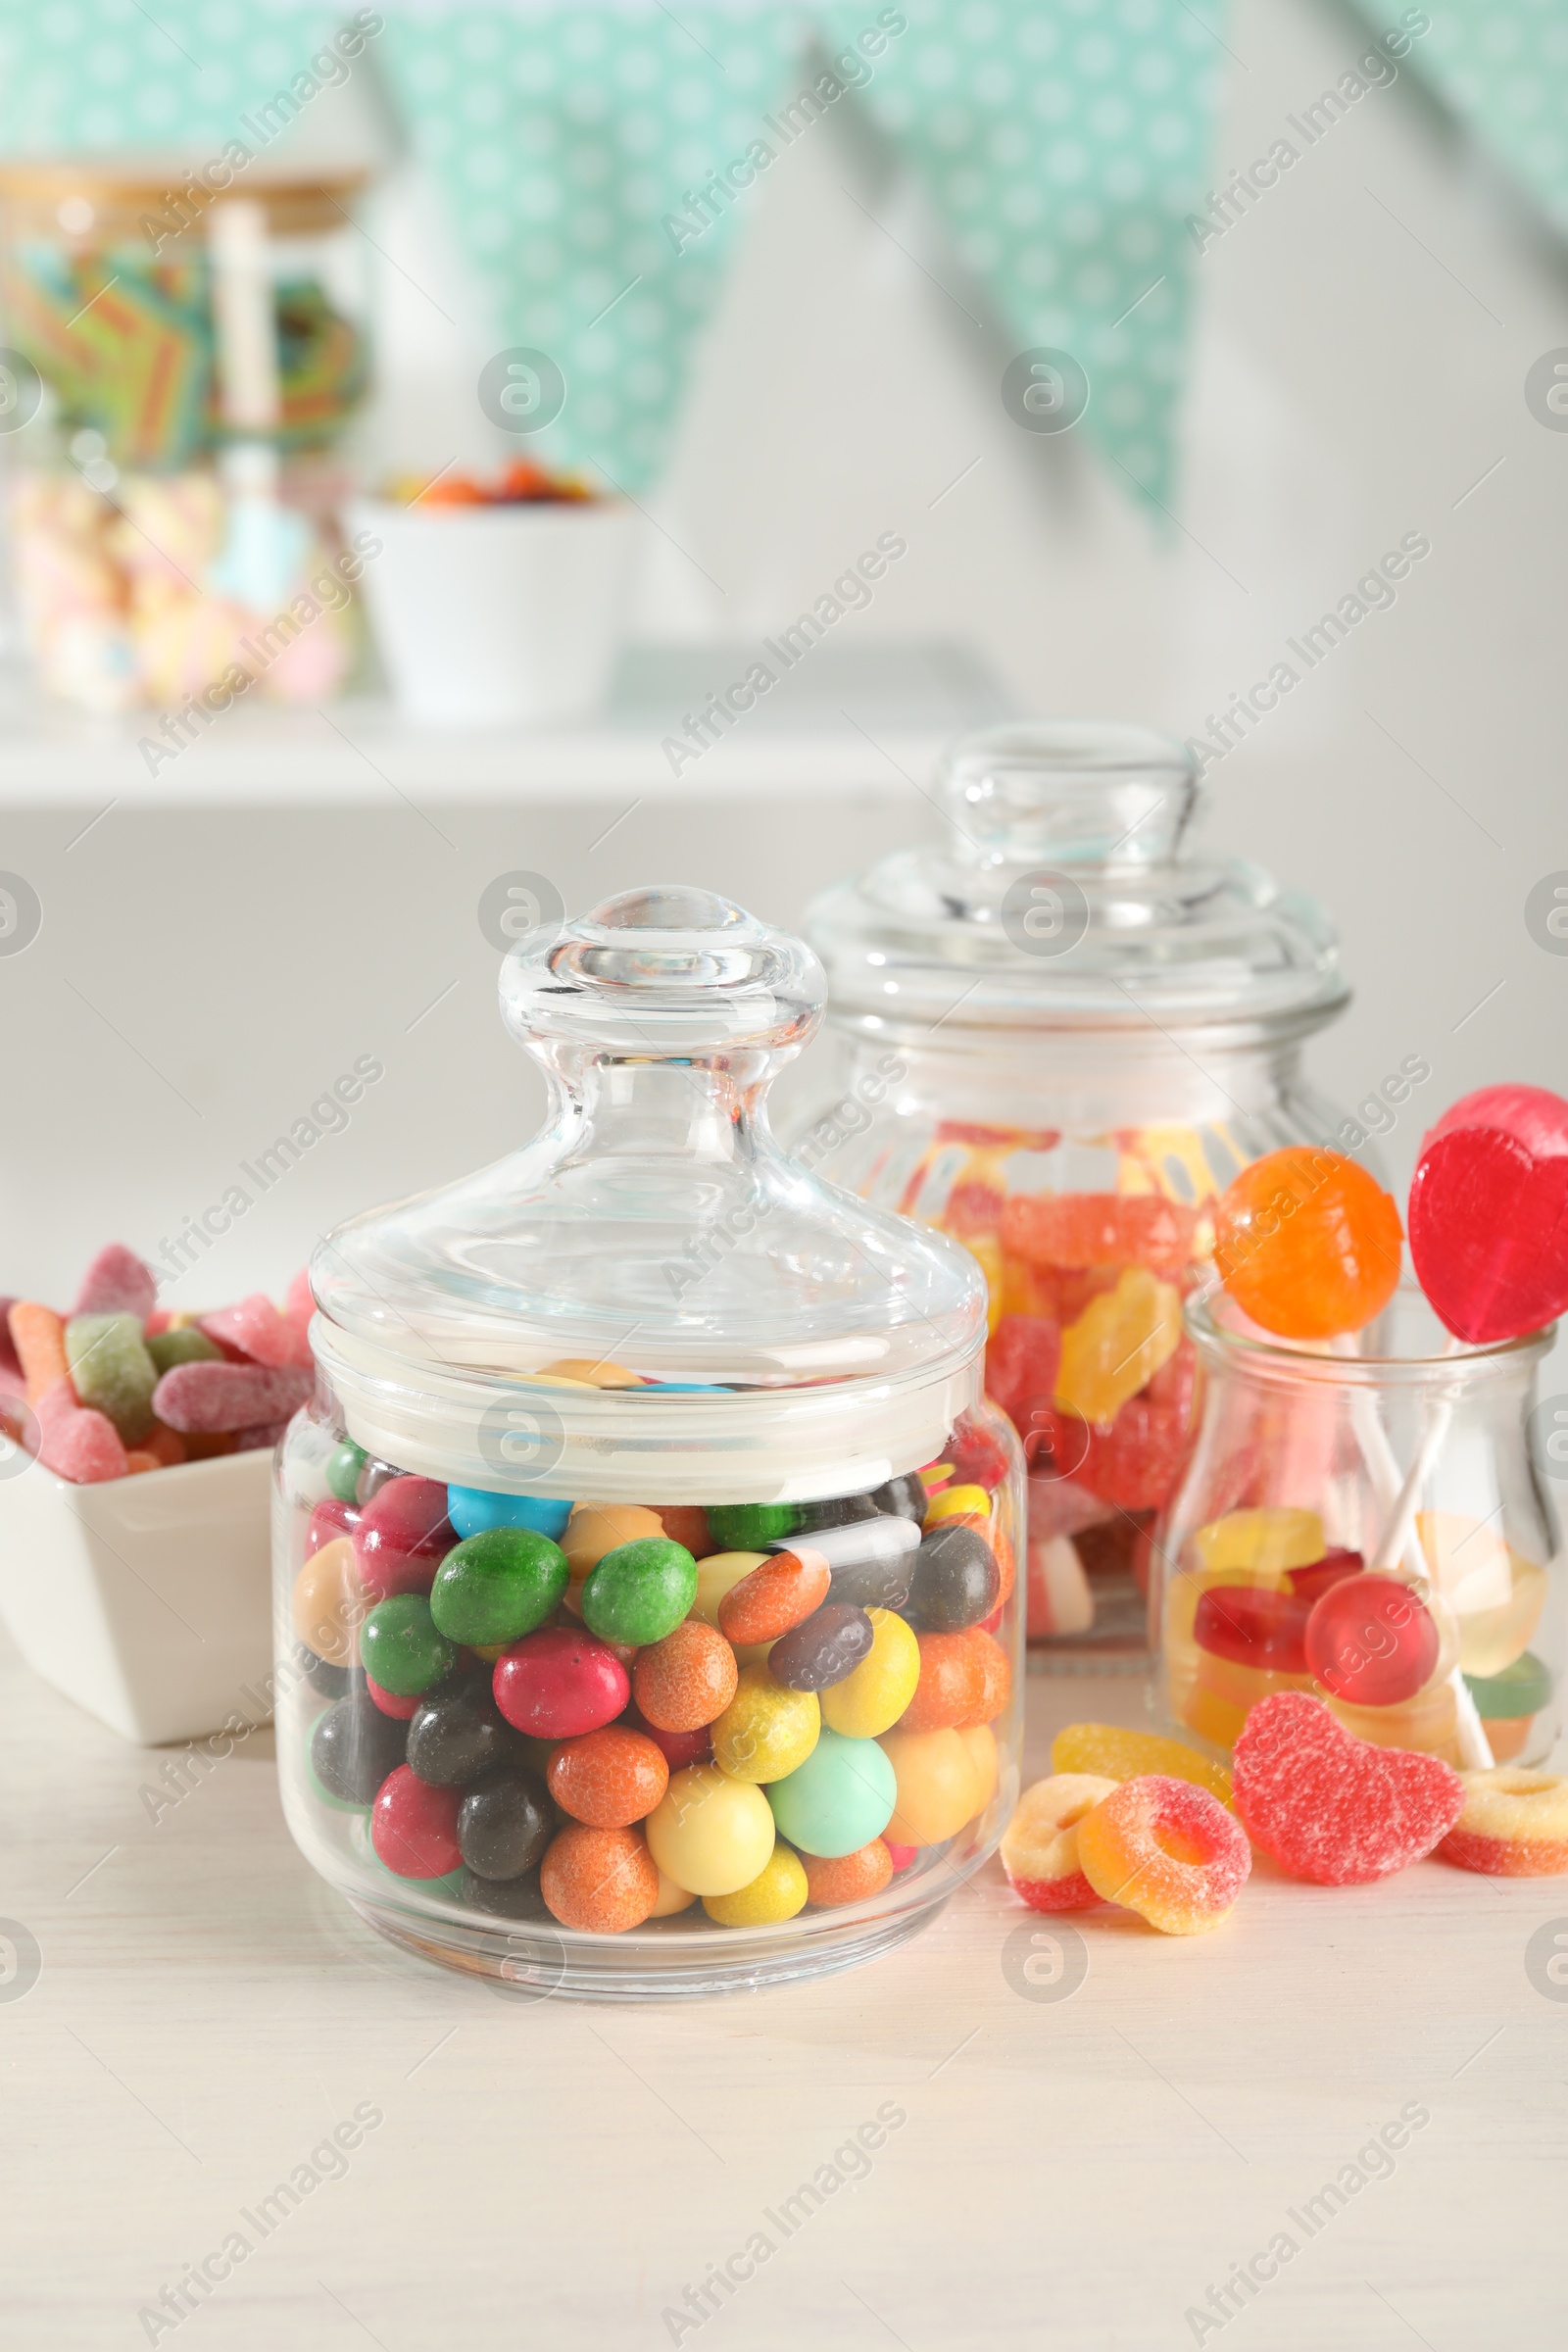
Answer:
274;888;1023;1999
1153;1288;1564;1770
801;722;1363;1665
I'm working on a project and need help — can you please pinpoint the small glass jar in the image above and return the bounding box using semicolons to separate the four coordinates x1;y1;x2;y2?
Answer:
1153;1287;1563;1769
0;158;370;710
800;722;1359;1666
274;888;1023;1999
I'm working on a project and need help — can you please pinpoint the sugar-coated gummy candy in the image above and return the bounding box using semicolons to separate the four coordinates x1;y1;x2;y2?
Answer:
801;1839;895;1907
870;1471;928;1526
717;1549;832;1645
1052;1722;1234;1807
361;1594;458;1697
1232;1692;1463;1885
645;1764;776;1896
903;1523;1000;1633
1303;1574;1440;1706
145;1325;221;1376
74;1243;159;1322
704;1844;809;1928
460;1866;549;1919
371;1766;463;1879
1003;1190;1198;1277
353;1475;456;1600
407;1675;525;1785
1438;1768;1568;1877
325;1439;367;1504
202;1293;306;1369
879;1727;982;1848
152;1358;312;1434
582;1536;698;1646
311;1694;408;1805
9;1303;68;1404
429;1526;568;1646
1076;1775;1250;1935
767;1602;874;1693
1001;1774;1119;1911
293;1537;366;1668
458;1769;553;1880
1054;1266;1183;1426
547;1726;669;1827
33;1380;129;1482
492;1624;630;1740
447;1483;572;1543
820;1607;920;1740
65;1313;157;1444
541;1824;661;1933
768;1724;897;1858
710;1665;820;1783
1214;1147;1402;1340
1407;1085;1568;1343
804;1516;921;1613
631;1620;738;1733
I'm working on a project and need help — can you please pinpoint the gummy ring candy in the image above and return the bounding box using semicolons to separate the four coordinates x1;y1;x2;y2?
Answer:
1438;1769;1568;1877
1000;1773;1117;1912
1075;1774;1250;1936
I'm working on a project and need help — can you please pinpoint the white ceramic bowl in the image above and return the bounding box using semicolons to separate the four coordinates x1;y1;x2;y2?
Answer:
346;494;637;728
0;1447;274;1744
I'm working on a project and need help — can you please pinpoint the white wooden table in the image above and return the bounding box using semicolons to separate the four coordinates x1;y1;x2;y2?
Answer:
7;1628;1560;2351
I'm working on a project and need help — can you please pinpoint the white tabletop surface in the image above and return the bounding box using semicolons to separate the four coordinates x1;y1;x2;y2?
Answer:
7;1627;1561;2351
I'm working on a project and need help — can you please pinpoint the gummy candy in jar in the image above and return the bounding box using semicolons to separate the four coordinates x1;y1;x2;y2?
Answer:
274;887;1022;1998
798;721;1362;1663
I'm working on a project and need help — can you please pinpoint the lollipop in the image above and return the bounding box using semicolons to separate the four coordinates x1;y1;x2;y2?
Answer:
1407;1086;1568;1343
1212;1147;1402;1340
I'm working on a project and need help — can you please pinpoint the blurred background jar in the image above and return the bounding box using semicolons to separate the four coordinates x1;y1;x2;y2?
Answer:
799;721;1360;1667
0;156;371;712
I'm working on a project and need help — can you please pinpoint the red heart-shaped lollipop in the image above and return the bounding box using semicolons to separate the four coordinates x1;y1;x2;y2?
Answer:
1407;1085;1568;1343
1232;1691;1462;1884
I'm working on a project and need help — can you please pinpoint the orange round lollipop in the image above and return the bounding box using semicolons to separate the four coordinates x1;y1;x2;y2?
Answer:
1213;1147;1402;1338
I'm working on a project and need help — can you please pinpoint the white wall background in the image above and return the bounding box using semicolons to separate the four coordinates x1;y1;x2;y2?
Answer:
1;0;1564;1308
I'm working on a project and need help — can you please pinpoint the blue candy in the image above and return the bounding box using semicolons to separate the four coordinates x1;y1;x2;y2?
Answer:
446;1485;572;1542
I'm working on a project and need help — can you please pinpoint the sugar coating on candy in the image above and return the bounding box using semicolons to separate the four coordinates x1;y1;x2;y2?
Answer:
33;1379;129;1482
283;1266;316;1363
65;1313;158;1444
1232;1692;1463;1886
1001;1774;1118;1912
152;1358;312;1434
1076;1775;1250;1935
1052;1722;1234;1808
202;1294;300;1369
801;1839;894;1908
710;1665;820;1783
631;1619;738;1733
10;1302;69;1404
541;1824;660;1933
1438;1769;1568;1878
547;1726;669;1828
74;1243;158;1322
1002;1191;1198;1278
145;1325;220;1375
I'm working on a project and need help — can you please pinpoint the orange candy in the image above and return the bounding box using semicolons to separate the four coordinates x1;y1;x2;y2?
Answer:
547;1726;669;1827
9;1301;69;1404
540;1824;660;1932
717;1550;831;1646
654;1504;712;1558
631;1620;739;1734
292;1536;367;1668
802;1840;895;1907
1075;1774;1250;1936
900;1632;986;1733
964;1628;1011;1726
1213;1147;1402;1340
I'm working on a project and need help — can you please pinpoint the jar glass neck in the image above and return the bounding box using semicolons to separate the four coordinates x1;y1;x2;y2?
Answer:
829;1025;1309;1130
543;1054;773;1167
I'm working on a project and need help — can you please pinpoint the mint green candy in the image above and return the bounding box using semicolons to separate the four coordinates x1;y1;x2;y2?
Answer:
145;1325;221;1376
582;1537;697;1646
430;1527;568;1646
766;1726;896;1858
65;1312;157;1444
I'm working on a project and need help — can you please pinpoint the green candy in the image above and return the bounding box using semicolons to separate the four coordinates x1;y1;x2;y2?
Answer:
1464;1651;1552;1719
145;1325;221;1376
765;1726;896;1858
707;1502;799;1550
361;1595;457;1696
430;1527;568;1646
65;1312;158;1444
582;1537;698;1647
325;1440;368;1505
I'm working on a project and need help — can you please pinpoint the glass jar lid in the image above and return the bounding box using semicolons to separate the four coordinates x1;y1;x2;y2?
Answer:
309;888;987;1499
806;721;1346;1035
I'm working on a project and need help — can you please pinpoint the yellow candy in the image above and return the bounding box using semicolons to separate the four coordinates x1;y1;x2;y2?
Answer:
1180;1654;1314;1753
690;1551;769;1630
710;1666;819;1784
703;1844;809;1927
645;1765;775;1896
1193;1508;1324;1575
1054;1265;1181;1425
537;1357;644;1388
1052;1720;1234;1807
924;1484;991;1528
879;1727;983;1845
648;1868;697;1919
820;1607;920;1740
956;1722;999;1812
1417;1515;1546;1678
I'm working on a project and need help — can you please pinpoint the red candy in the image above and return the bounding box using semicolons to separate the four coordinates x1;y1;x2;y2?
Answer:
151;1358;313;1435
202;1293;304;1369
1232;1692;1463;1886
370;1766;462;1878
33;1378;128;1483
621;1701;711;1772
1002;1192;1198;1278
1302;1575;1439;1706
353;1475;455;1599
74;1243;158;1322
985;1314;1060;1435
366;1676;421;1721
1193;1585;1311;1673
1286;1547;1363;1600
493;1624;630;1740
1407;1085;1568;1342
307;1495;357;1556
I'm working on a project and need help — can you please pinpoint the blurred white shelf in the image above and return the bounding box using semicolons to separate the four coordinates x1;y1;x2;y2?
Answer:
0;641;1011;807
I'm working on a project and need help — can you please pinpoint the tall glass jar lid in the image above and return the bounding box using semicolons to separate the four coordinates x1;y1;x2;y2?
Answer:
806;721;1346;1036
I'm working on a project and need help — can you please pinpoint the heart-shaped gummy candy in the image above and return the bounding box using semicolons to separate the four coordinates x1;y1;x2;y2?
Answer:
1407;1086;1568;1343
1232;1691;1462;1885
